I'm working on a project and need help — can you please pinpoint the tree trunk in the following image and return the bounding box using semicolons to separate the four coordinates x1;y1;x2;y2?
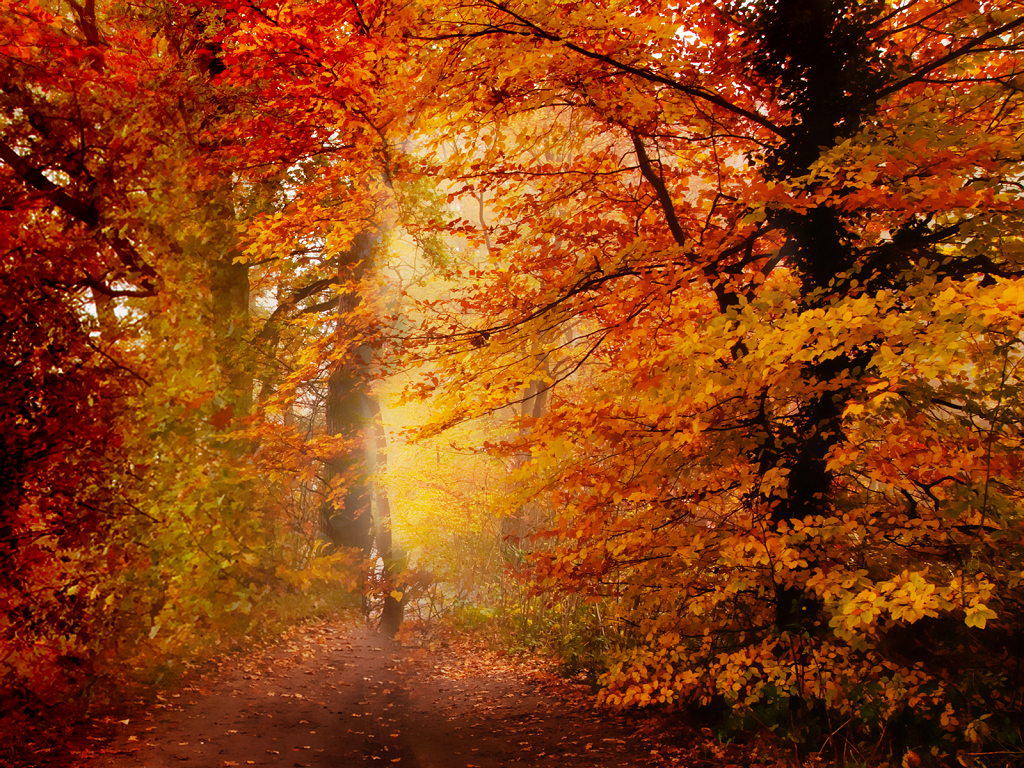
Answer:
749;0;886;636
205;195;252;419
320;229;378;555
367;394;405;638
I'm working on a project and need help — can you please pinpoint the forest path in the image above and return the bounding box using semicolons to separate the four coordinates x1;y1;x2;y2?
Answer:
77;618;681;768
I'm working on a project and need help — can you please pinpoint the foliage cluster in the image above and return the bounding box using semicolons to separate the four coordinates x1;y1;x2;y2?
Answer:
0;0;384;750
399;0;1024;758
4;0;1024;763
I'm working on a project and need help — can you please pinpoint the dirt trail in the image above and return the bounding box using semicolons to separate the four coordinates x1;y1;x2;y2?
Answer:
76;619;674;768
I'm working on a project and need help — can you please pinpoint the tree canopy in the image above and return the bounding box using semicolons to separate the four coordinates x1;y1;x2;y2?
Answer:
2;0;1024;759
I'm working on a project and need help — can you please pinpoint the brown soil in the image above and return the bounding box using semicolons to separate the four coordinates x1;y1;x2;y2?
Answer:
69;618;710;768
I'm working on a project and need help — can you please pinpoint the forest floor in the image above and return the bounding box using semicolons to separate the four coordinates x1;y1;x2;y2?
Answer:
61;616;791;768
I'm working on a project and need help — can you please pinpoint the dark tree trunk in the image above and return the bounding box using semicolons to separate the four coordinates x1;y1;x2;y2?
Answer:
320;229;378;555
747;0;886;635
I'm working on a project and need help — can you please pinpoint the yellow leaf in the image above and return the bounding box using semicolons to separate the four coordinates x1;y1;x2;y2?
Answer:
844;402;865;418
965;604;997;629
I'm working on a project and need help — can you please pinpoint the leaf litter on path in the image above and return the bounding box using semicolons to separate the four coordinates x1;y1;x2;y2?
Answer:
72;617;785;768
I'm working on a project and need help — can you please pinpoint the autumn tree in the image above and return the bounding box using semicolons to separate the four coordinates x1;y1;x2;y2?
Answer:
0;0;207;734
206;0;437;635
405;0;1024;753
0;0;397;743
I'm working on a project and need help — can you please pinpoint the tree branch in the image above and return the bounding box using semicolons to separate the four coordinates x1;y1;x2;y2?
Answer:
873;15;1024;101
630;132;687;249
427;1;788;138
0;138;158;286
